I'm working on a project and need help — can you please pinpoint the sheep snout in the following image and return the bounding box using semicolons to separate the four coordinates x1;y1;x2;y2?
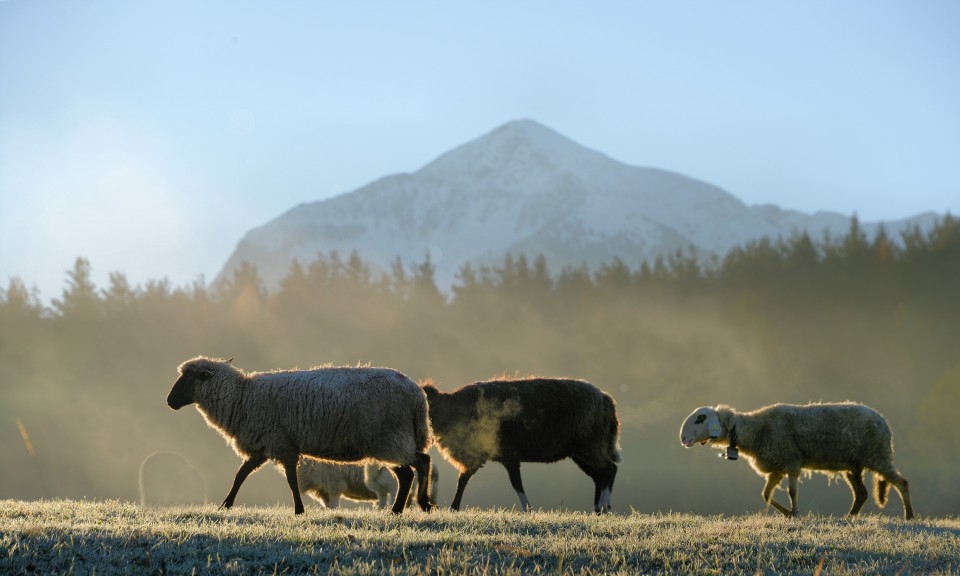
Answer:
166;374;197;410
679;436;705;448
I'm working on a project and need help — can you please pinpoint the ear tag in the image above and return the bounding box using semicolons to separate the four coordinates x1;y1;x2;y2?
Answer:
724;446;739;461
707;420;722;439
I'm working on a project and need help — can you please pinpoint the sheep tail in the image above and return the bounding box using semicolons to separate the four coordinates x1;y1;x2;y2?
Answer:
874;474;891;508
413;397;431;452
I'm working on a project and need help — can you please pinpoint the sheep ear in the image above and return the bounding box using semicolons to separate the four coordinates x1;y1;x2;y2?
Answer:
707;412;722;439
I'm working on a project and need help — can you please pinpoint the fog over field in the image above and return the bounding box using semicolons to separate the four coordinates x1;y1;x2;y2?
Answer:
2;216;958;517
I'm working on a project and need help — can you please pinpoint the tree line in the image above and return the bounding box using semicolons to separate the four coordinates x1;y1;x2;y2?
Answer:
5;216;957;318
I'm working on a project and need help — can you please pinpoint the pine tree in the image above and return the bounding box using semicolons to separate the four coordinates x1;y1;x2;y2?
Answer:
52;257;101;319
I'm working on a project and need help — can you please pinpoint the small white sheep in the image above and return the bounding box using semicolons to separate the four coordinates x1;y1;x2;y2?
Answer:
679;402;914;519
294;460;439;509
166;356;435;515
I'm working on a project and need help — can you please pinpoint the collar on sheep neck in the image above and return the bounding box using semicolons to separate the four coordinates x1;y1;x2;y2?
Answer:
723;424;739;461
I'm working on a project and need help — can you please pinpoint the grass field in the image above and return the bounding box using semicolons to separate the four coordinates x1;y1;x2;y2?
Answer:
1;499;958;575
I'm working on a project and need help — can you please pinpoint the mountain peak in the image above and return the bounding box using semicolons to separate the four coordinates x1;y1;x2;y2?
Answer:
418;118;615;185
485;118;571;146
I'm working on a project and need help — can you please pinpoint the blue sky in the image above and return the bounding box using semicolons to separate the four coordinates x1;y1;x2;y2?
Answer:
1;1;958;302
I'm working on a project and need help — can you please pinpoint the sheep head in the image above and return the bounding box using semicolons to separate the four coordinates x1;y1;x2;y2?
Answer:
679;406;723;448
167;357;223;410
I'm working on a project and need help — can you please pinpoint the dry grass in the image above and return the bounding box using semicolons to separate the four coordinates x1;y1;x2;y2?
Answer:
1;499;958;575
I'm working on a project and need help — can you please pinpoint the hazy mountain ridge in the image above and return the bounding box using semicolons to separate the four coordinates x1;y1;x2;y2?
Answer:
218;120;939;289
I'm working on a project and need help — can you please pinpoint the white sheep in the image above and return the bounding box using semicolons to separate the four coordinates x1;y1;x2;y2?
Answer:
679;402;914;519
294;460;439;509
166;356;435;515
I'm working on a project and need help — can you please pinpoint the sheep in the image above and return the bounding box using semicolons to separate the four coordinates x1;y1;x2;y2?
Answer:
166;356;434;515
422;377;622;514
679;402;914;519
297;462;394;509
293;460;439;509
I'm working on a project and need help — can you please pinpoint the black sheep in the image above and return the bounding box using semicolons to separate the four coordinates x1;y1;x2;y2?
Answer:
422;377;622;514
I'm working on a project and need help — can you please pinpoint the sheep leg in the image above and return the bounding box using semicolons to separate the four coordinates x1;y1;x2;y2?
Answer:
597;461;617;514
761;472;792;517
221;453;267;510
845;470;868;516
450;468;477;511
501;460;532;512
316;488;332;508
412;452;435;512
787;473;799;517
768;498;793;517
371;466;394;509
326;493;341;509
572;457;617;514
280;457;306;515
880;471;914;520
391;465;414;514
571;457;602;508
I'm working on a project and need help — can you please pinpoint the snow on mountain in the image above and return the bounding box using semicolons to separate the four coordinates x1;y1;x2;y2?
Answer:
217;119;939;290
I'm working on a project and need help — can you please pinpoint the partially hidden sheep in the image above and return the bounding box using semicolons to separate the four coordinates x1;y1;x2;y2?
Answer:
679;402;914;519
422;377;622;514
166;356;434;515
293;460;439;509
